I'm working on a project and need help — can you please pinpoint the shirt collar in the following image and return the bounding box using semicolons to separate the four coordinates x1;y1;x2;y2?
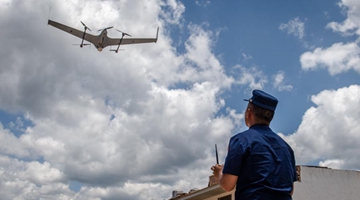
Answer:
250;124;271;130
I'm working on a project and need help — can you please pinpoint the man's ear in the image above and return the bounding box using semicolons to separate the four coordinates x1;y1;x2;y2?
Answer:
247;108;252;118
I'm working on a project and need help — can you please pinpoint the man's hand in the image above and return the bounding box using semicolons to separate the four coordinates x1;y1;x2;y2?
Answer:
211;164;223;180
211;164;238;192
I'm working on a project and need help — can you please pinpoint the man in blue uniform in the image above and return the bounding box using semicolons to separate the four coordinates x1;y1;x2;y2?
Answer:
211;89;297;200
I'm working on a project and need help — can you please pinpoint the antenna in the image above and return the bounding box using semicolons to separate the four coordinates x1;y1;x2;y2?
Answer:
215;144;219;165
48;6;51;20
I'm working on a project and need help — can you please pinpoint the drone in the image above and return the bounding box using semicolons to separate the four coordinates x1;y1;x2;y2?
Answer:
48;19;159;53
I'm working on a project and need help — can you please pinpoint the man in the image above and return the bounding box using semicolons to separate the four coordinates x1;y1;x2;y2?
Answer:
211;89;297;200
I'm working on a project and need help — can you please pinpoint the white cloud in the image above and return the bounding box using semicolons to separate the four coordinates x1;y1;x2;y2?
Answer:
280;85;360;170
279;17;305;39
159;0;185;25
3;0;359;199
232;65;268;91
195;0;210;7
326;0;360;36
309;1;360;76
300;42;360;75
273;71;293;92
0;156;73;199
18;161;65;185
0;124;33;158
182;23;234;89
242;53;252;61
319;159;345;169
0;0;247;199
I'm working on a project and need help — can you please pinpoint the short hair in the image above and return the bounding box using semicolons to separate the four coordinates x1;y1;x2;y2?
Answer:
248;102;274;123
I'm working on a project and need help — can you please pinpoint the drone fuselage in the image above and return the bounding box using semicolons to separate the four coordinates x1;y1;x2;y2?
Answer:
95;30;108;52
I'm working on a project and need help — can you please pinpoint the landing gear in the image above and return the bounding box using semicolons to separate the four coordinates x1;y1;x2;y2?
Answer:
80;21;91;48
111;30;131;53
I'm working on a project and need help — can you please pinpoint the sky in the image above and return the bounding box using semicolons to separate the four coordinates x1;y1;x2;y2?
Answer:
0;0;360;199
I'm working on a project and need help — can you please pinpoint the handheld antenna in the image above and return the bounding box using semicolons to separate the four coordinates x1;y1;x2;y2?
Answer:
48;6;51;20
215;144;219;164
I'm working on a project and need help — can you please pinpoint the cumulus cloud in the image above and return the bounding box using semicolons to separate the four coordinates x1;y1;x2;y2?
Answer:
280;85;360;170
279;17;306;39
195;0;210;7
272;71;293;92
1;0;358;199
242;53;252;61
0;124;33;158
300;42;360;75
0;155;73;199
326;0;360;36
232;65;268;91
0;0;251;199
319;159;345;169
303;1;360;76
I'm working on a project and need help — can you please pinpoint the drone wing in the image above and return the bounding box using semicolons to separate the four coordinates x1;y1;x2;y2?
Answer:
105;27;159;48
48;20;97;44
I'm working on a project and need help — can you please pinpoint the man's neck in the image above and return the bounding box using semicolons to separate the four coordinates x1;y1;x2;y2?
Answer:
248;121;270;128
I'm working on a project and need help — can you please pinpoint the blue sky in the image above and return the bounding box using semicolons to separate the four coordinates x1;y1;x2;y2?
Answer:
0;0;359;199
180;0;359;134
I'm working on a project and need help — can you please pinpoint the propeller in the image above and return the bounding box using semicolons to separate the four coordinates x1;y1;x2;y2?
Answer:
98;26;113;32
116;29;131;37
80;21;91;31
109;48;125;53
72;44;91;45
72;43;91;49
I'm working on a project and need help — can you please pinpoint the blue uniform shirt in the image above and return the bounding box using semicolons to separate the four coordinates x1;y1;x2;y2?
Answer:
223;124;297;200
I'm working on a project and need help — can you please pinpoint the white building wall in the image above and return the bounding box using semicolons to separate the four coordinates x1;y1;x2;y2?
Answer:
293;166;360;200
170;166;360;200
